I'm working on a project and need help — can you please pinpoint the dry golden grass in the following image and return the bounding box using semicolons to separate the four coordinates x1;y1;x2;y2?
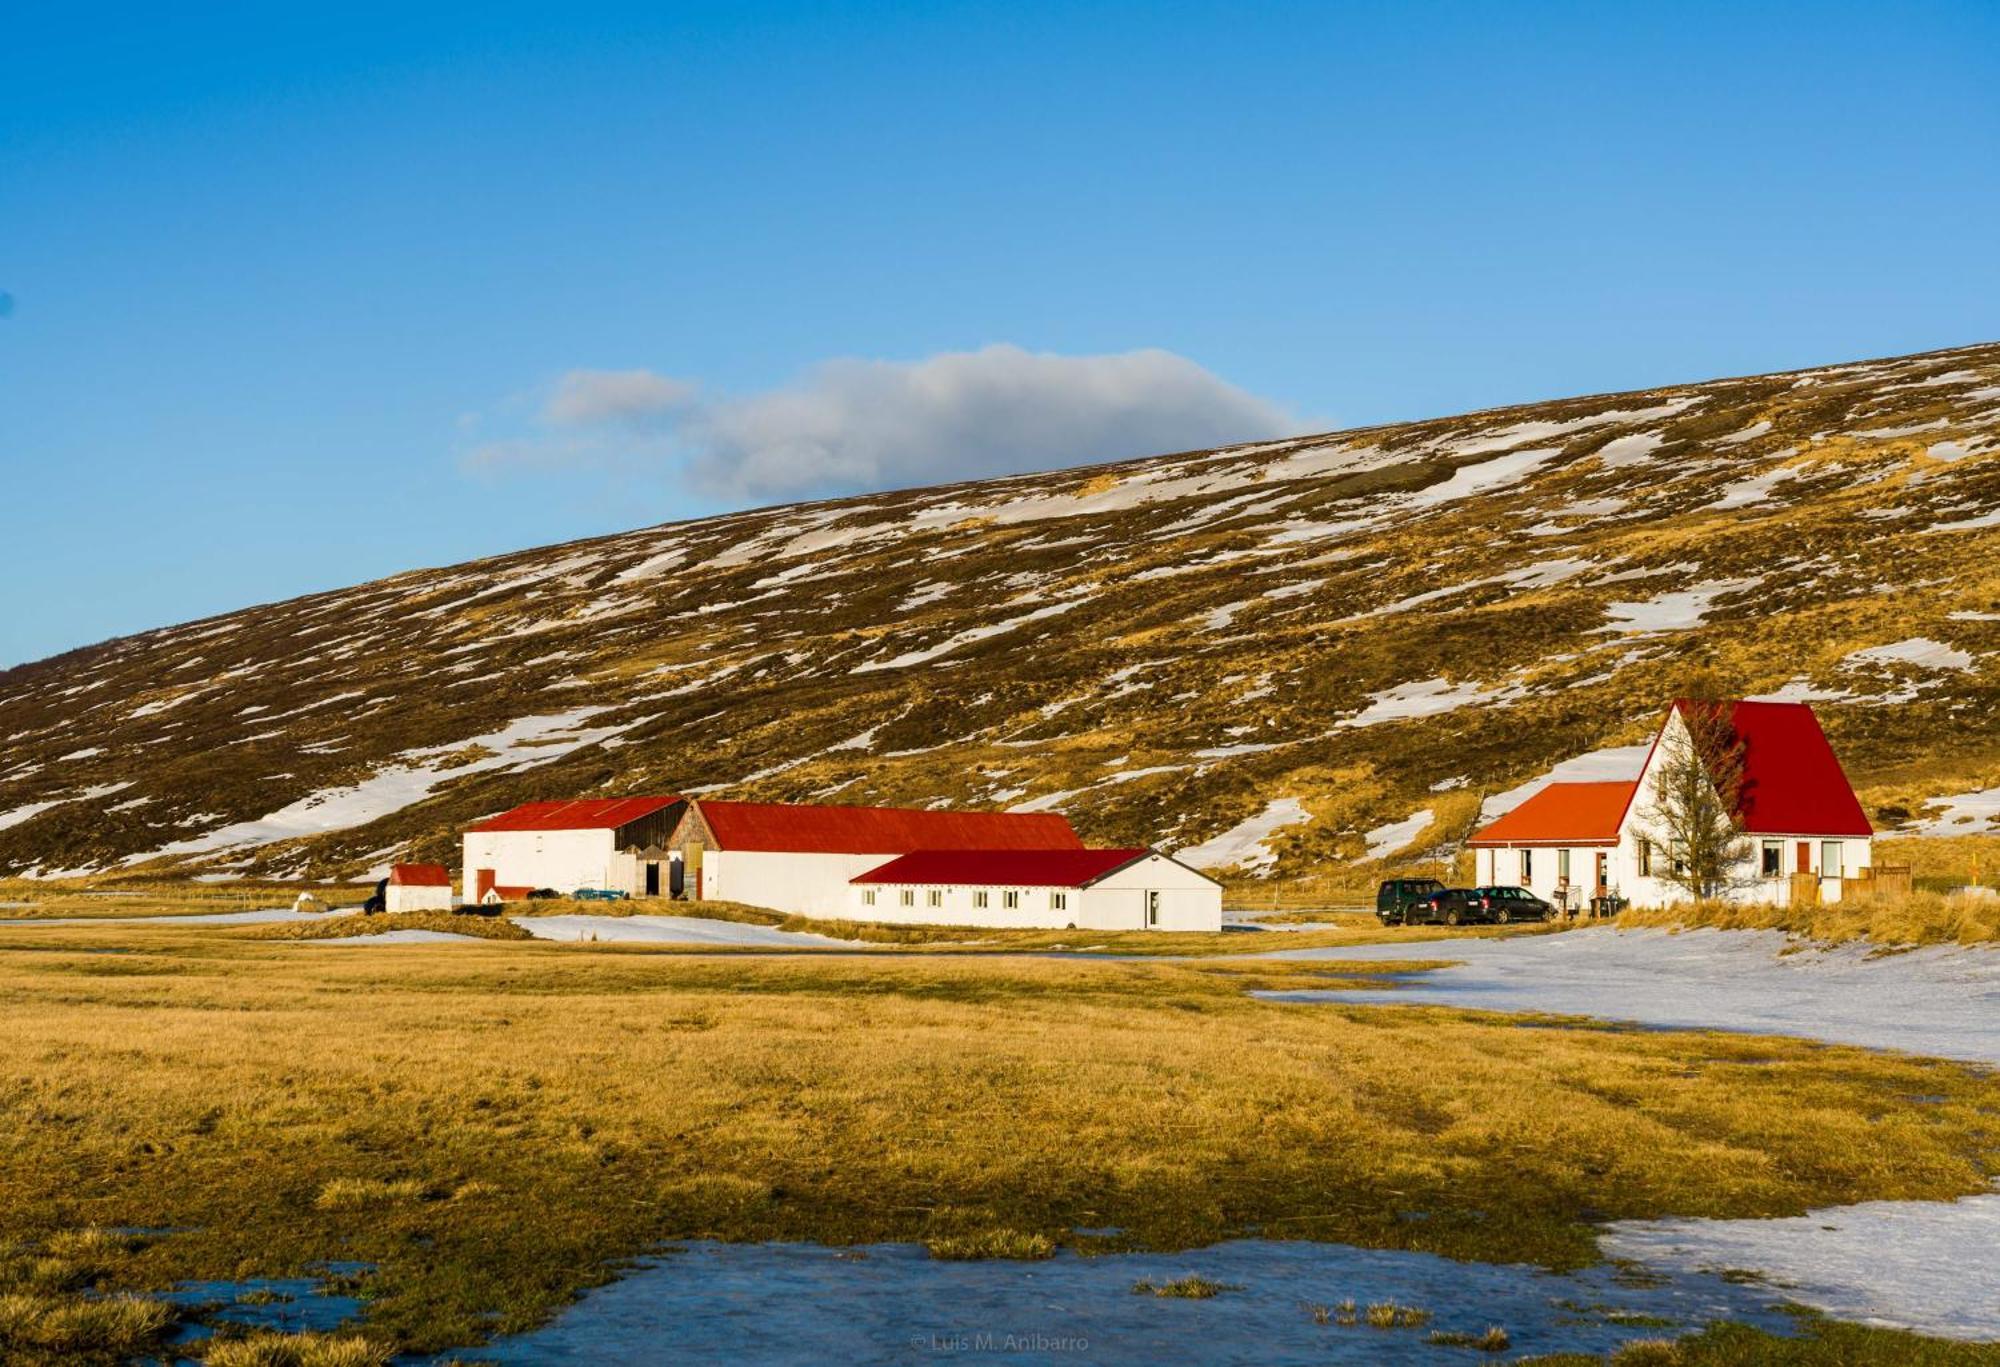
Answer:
201;1331;392;1367
0;921;1995;1355
0;1290;173;1362
254;912;532;942
1618;890;2000;946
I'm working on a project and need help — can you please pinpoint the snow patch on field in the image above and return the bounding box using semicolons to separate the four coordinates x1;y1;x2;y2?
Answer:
1598;578;1759;633
1340;678;1494;727
1178;798;1310;872
1604;1192;2000;1341
855;601;1081;672
1481;745;1651;818
1911;787;2000;836
516;914;845;947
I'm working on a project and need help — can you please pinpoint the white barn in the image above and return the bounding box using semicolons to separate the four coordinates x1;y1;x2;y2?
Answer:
851;848;1222;931
665;800;1089;920
463;796;685;903
384;862;453;913
1468;700;1874;911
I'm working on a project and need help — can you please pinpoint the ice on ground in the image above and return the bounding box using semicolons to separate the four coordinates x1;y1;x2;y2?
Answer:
1844;637;1977;672
515;915;846;947
1364;808;1434;860
1255;926;2000;1064
307;929;483;945
1603;1191;2000;1341
1178;798;1310;872
441;1236;1787;1366
1480;745;1651;818
1911;786;2000;836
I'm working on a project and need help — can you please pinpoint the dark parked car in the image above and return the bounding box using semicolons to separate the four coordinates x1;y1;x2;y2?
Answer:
1376;877;1446;926
1403;887;1489;927
1470;885;1552;924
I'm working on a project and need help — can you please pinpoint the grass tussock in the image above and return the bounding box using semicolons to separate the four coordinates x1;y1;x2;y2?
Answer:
924;1230;1055;1261
1430;1324;1510;1351
1365;1300;1431;1329
202;1331;393;1367
313;1177;433;1211
1131;1275;1236;1299
0;1291;173;1360
255;912;531;942
1618;889;2000;947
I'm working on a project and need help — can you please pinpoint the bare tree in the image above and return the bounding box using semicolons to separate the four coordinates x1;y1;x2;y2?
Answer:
1643;700;1751;899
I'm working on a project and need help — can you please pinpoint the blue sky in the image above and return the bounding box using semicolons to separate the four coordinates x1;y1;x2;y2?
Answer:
4;2;1997;667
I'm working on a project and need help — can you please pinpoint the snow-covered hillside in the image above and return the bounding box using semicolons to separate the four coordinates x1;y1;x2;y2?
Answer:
3;343;1998;881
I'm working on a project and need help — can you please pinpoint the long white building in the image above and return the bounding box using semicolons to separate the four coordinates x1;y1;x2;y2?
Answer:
1468;700;1874;910
851;847;1222;931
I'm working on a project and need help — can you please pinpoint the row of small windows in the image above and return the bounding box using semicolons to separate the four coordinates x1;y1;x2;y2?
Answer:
1502;838;1845;883
859;888;1065;910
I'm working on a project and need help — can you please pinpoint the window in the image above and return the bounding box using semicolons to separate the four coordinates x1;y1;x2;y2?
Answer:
1520;848;1533;882
862;889;876;907
927;888;942;908
973;890;989;909
1003;890;1020;910
900;889;914;907
1822;841;1844;877
1050;891;1067;911
1671;841;1688;876
1146;890;1161;927
1636;837;1652;877
1761;841;1782;878
1558;848;1571;881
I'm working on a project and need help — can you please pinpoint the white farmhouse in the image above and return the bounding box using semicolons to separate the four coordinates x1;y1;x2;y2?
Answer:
463;796;685;903
384;862;453;913
1468;699;1874;911
851;848;1222;931
666;800;1088;919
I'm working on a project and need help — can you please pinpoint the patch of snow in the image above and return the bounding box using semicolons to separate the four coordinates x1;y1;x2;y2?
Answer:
1340;678;1492;728
1925;506;2000;532
1748;678;1854;704
1708;464;1801;510
1178;798;1311;873
855;601;1082;673
1593;432;1667;467
1604;1192;2000;1342
1364;809;1434;860
1712;420;1772;447
1910;787;2000;837
1844;638;1977;672
1597;578;1760;633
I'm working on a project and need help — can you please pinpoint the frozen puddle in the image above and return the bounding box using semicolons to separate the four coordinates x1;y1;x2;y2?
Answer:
1253;926;2000;1064
433;1238;1794;1365
516;914;847;947
1605;1190;2000;1340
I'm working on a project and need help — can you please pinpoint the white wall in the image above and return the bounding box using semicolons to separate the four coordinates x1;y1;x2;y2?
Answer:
462;828;632;898
386;883;453;913
1476;833;1874;909
701;850;890;918
845;854;1222;932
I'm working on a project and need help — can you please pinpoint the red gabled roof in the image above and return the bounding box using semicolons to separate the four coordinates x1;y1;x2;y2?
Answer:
487;885;536;900
852;847;1154;887
1468;782;1636;847
466;796;683;833
1670;699;1873;837
696;800;1083;855
388;862;450;887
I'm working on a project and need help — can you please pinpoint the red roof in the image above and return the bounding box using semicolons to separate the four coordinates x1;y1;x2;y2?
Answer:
1468;782;1636;847
853;848;1156;887
1469;700;1872;846
466;796;683;833
486;885;535;900
697;801;1083;855
1670;699;1872;837
388;862;450;887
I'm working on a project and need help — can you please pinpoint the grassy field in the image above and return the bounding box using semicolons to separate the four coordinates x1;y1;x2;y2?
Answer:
0;915;1997;1362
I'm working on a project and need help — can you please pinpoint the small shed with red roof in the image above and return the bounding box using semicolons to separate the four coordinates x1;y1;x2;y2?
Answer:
385;862;454;913
850;846;1222;931
1467;700;1873;910
462;795;685;902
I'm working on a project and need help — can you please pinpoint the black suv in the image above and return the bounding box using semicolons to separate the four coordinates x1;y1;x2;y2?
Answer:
1470;885;1552;924
1376;877;1445;926
1403;887;1488;927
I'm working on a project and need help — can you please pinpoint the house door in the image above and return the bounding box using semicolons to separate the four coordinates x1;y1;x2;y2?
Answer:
644;862;660;897
1594;852;1608;896
1796;842;1811;874
669;854;684;898
1145;890;1160;928
687;841;704;900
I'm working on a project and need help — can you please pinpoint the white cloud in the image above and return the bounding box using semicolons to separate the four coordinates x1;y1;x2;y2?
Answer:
468;345;1300;499
544;368;696;425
